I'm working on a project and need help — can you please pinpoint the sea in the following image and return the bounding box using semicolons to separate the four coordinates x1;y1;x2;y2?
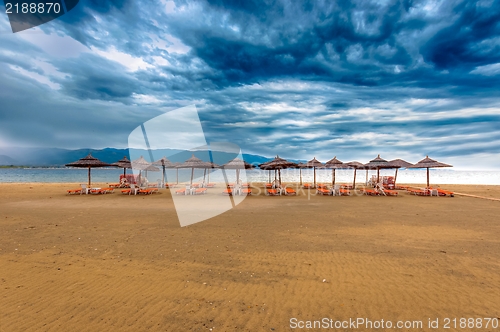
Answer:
0;168;499;185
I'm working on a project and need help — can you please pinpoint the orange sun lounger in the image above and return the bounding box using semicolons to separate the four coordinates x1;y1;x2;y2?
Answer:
363;188;379;196
339;188;351;196
302;183;313;189
407;188;430;196
67;188;82;195
265;183;273;189
266;189;280;196
241;189;252;195
379;189;398;196
223;189;233;195
193;188;207;195
284;188;297;195
317;188;331;195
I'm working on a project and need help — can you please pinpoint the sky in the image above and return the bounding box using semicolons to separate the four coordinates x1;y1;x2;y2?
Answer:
0;0;499;169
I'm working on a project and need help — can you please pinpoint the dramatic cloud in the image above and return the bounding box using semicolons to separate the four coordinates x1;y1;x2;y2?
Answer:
0;0;499;168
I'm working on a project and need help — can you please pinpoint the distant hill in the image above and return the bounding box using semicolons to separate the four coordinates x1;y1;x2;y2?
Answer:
0;154;18;165
0;147;288;167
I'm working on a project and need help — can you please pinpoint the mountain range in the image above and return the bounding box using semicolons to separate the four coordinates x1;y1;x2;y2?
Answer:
0;147;280;166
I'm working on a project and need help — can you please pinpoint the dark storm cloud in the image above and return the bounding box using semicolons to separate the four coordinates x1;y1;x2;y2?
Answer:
0;0;499;168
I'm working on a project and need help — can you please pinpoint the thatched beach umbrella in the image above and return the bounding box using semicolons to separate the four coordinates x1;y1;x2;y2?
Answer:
387;159;413;187
177;155;214;185
304;157;323;188
65;153;112;187
132;156;160;184
344;161;364;188
223;158;255;184
324;156;344;186
112;156;132;177
259;155;297;187
408;156;452;188
153;156;176;187
364;154;392;184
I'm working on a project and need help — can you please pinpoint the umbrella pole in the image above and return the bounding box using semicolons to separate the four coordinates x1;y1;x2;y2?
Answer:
268;170;271;183
176;169;179;184
88;166;91;187
365;170;368;185
162;166;166;188
300;169;302;186
208;168;210;184
377;168;380;183
190;168;194;185
236;169;240;184
427;168;430;188
394;168;398;187
353;169;357;188
333;169;336;186
203;168;207;183
313;167;316;188
278;168;281;187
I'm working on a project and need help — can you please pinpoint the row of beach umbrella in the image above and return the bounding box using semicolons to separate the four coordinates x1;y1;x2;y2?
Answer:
66;153;451;188
65;153;254;187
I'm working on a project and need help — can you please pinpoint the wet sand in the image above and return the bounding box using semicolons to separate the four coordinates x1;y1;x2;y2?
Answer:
1;183;499;331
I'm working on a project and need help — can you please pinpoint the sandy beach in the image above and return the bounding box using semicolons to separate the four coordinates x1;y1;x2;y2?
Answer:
1;183;499;331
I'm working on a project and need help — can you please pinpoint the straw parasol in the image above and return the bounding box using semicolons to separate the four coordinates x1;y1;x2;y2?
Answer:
364;154;392;184
112;156;132;177
223;158;255;184
259;155;297;187
153;156;176;187
324;156;344;186
344;161;364;188
408;156;452;188
387;159;413;187
177;155;214;185
131;156;159;185
304;157;323;188
65;153;112;187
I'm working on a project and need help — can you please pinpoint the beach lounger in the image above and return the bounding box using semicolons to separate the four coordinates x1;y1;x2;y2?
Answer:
266;189;280;196
339;188;351;196
428;187;454;197
108;183;120;188
376;183;398;196
363;188;379;196
302;183;313;189
407;188;430;196
66;188;82;195
241;188;252;196
91;188;114;194
317;184;327;189
206;183;216;188
284;187;297;195
317;188;331;195
175;188;187;195
121;184;139;195
222;189;233;195
265;183;273;189
340;184;353;190
241;183;250;188
378;188;398;196
193;188;207;195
